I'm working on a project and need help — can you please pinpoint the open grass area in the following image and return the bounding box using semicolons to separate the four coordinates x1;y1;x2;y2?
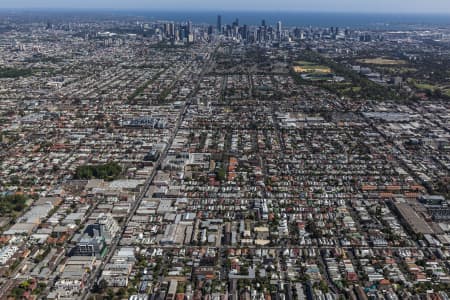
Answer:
292;50;402;100
408;79;450;97
408;79;439;91
343;86;362;93
415;83;438;91
293;61;332;74
357;57;407;65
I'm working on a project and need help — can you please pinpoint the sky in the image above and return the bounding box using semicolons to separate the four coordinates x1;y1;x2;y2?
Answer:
1;0;450;14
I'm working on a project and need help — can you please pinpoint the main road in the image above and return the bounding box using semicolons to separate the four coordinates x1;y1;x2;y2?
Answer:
82;43;216;300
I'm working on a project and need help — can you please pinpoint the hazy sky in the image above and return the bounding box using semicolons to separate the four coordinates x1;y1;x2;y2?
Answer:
1;0;450;14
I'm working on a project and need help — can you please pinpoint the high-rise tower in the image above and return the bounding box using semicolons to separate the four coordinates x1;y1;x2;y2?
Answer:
217;15;222;34
277;21;282;40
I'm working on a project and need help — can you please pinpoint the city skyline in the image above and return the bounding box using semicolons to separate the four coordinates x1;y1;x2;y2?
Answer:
1;4;450;300
1;0;450;14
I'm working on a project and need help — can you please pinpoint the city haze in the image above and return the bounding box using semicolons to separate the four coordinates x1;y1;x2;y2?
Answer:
1;3;450;300
1;0;450;14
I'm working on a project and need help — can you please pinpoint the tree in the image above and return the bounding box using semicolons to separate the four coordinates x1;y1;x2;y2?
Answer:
127;286;137;295
318;280;329;293
94;279;108;293
105;288;114;300
74;162;122;181
117;287;127;298
0;194;28;215
215;167;227;182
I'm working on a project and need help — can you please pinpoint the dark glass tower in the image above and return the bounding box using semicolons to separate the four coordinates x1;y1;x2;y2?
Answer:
217;15;222;33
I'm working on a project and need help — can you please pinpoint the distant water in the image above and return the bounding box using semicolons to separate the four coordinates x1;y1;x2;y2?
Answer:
135;11;450;29
2;9;450;29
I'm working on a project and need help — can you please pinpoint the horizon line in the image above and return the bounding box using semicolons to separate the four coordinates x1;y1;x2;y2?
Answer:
1;8;450;15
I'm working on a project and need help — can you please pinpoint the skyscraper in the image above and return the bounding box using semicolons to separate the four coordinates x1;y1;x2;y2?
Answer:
217;15;222;34
187;20;192;35
277;21;282;40
167;22;175;38
242;24;249;41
